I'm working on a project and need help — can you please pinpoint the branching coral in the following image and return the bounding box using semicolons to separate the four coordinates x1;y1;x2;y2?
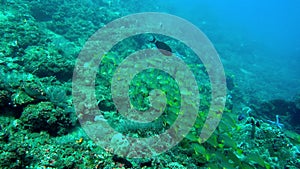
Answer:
266;115;284;129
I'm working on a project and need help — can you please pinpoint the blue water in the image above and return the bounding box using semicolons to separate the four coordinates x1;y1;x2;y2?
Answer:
162;0;300;54
154;0;300;100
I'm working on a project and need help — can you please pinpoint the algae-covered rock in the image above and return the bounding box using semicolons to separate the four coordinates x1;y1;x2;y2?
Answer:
1;9;42;49
22;80;46;100
233;118;300;168
11;90;34;107
22;45;74;81
20;102;76;136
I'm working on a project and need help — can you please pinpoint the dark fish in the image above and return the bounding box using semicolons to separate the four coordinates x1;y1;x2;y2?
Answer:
150;36;173;56
237;113;246;121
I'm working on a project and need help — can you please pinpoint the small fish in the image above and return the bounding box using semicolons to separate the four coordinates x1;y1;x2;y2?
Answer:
149;36;173;56
237;113;246;121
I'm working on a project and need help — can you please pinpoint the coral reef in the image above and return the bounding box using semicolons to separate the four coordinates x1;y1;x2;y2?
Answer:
20;102;76;136
0;0;299;168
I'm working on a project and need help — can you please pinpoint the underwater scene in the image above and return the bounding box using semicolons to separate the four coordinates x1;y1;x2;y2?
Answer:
1;0;300;168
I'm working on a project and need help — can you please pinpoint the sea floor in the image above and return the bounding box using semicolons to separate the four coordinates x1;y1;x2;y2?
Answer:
0;0;299;168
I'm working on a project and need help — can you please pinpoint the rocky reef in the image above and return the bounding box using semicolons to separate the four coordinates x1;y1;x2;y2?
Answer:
0;0;299;168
